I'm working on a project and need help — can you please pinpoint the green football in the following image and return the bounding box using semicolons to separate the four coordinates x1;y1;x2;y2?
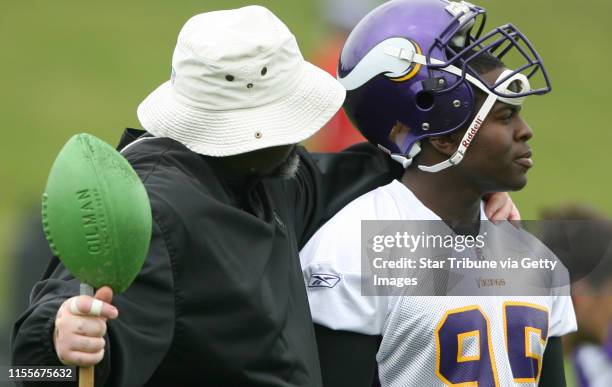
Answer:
42;133;152;293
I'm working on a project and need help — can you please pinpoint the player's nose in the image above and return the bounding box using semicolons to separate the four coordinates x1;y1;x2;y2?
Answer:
515;115;533;142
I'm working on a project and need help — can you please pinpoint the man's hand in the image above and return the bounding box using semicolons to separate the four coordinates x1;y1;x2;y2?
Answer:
483;192;521;222
53;286;118;366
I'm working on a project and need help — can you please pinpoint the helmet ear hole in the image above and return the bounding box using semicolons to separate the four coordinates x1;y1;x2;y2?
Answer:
416;91;435;111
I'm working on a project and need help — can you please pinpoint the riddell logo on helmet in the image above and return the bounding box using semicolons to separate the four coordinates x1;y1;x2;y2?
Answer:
462;117;484;147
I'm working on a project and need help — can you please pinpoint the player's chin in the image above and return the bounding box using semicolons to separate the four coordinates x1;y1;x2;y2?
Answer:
502;171;529;192
491;165;529;192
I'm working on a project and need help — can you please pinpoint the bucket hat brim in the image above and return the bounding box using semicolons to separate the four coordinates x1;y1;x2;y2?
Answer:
137;61;346;157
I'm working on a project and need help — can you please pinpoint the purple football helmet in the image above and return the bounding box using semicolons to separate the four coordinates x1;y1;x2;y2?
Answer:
338;0;551;172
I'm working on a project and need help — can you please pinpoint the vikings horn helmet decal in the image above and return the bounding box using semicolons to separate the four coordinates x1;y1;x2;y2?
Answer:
338;0;551;172
339;38;423;91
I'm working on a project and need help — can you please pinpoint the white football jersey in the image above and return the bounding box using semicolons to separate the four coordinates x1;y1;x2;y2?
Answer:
300;180;577;387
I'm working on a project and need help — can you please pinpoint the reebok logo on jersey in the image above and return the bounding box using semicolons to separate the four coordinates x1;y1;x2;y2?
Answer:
308;273;341;288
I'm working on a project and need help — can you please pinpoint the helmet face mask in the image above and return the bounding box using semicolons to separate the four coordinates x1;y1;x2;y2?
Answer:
338;0;551;172
437;22;552;99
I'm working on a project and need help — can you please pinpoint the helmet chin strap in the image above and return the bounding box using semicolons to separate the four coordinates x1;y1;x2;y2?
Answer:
391;142;422;169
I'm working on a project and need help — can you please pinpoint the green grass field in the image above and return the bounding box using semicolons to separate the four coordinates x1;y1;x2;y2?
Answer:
1;2;611;375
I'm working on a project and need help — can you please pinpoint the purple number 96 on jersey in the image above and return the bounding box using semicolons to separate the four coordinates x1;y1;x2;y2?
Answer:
435;303;549;386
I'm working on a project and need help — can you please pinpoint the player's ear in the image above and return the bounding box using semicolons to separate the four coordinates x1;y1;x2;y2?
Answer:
428;134;458;157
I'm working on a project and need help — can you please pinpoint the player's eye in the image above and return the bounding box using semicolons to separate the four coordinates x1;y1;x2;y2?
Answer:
500;110;517;123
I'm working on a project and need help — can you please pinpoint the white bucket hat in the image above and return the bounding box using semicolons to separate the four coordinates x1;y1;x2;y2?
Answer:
137;5;346;156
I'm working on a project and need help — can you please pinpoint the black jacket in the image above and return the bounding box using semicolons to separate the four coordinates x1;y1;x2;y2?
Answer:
11;129;400;386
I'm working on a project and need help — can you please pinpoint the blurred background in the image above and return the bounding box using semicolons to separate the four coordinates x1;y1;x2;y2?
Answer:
1;0;610;385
